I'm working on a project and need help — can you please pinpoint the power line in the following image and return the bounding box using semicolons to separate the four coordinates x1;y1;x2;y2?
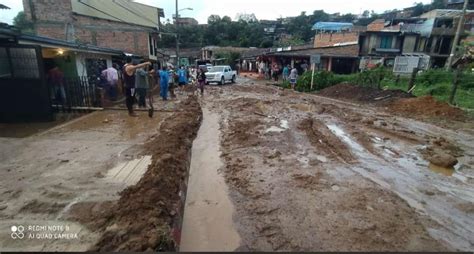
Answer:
77;0;129;24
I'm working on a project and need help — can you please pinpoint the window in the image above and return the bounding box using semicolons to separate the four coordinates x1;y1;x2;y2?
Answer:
380;36;393;49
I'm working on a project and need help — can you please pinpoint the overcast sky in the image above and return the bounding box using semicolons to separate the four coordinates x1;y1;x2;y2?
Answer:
0;0;432;25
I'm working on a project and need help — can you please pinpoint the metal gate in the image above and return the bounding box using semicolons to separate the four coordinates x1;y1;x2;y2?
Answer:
0;44;53;122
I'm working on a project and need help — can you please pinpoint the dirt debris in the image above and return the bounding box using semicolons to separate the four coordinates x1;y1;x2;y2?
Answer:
68;96;203;252
318;83;413;104
389;96;466;121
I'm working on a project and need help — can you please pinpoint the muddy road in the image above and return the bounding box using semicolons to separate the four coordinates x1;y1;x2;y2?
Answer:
0;77;473;252
189;79;474;251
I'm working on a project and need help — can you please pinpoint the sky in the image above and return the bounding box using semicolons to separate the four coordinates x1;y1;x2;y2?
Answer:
0;0;433;25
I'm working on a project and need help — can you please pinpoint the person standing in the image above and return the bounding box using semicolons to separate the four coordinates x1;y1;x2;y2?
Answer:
158;66;170;100
282;65;290;82
177;65;188;93
289;67;298;90
123;57;151;117
135;61;150;108
47;64;66;104
196;68;206;95
272;64;280;82
101;64;119;101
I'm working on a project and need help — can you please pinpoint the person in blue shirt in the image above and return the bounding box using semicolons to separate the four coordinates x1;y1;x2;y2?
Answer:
158;66;170;100
177;65;188;92
282;65;290;82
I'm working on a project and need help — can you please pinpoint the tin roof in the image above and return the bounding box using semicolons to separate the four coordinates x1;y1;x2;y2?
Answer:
312;22;354;32
0;4;10;9
71;0;163;29
19;34;124;55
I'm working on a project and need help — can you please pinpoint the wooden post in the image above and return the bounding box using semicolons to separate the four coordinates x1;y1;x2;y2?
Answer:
310;63;316;91
449;67;462;105
408;67;418;94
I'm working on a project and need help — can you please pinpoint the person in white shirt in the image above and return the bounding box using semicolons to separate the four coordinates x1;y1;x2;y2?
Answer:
101;64;119;100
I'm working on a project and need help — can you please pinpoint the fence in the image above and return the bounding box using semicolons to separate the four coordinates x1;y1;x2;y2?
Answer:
51;76;104;113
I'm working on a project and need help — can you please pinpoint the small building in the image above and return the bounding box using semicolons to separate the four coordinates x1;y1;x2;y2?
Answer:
175;17;199;26
0;26;128;123
264;44;359;74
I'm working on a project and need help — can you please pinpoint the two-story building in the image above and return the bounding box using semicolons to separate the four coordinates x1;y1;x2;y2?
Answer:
359;9;474;69
22;0;164;60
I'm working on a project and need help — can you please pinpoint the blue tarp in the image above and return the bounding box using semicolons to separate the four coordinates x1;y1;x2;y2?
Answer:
312;22;353;32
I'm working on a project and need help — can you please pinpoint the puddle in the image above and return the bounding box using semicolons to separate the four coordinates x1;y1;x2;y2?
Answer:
327;124;365;152
265;126;286;133
180;108;240;251
316;155;328;163
429;163;455;177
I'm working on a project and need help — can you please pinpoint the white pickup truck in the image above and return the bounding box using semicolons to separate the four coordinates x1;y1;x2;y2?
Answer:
205;65;237;85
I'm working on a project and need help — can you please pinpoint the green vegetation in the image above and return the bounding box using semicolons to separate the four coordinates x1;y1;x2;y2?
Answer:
281;68;474;109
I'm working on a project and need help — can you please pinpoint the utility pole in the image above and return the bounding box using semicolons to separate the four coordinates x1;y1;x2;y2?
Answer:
175;0;180;67
445;0;469;71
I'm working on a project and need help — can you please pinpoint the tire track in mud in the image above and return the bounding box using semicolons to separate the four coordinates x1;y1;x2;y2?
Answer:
210;84;457;251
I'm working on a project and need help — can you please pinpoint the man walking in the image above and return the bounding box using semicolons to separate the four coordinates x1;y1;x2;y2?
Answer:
282;65;290;82
123;57;151;117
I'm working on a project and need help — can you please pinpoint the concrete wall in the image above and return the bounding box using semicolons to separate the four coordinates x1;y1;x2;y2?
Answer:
403;35;418;54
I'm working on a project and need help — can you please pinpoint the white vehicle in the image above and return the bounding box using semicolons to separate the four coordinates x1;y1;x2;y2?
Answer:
205;65;237;85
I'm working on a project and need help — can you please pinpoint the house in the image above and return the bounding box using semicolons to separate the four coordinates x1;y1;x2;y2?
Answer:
312;22;360;48
264;44;360;74
22;0;164;59
201;46;252;62
175;17;198;26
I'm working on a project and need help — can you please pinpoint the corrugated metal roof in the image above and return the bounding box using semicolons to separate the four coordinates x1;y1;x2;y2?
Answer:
312;22;353;32
0;4;10;9
19;34;123;55
71;0;162;29
420;9;474;19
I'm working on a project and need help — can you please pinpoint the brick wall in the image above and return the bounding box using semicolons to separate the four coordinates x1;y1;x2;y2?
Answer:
314;32;359;48
367;19;386;32
22;0;152;56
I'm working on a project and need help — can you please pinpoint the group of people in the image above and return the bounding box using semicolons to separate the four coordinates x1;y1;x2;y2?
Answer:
257;61;299;90
121;57;208;117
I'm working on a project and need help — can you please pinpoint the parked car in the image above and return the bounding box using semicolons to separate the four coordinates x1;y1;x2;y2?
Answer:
205;65;237;85
198;64;213;73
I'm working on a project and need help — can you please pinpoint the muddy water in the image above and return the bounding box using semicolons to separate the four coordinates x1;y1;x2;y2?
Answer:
180;108;241;251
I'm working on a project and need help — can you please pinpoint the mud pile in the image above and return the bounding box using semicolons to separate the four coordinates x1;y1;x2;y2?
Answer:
318;84;413;103
389;96;466;121
85;97;202;252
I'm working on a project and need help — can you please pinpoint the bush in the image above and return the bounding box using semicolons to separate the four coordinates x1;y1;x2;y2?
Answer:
416;69;453;86
295;71;351;92
356;67;392;88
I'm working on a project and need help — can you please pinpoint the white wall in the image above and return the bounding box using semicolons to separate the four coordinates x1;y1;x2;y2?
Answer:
75;52;113;77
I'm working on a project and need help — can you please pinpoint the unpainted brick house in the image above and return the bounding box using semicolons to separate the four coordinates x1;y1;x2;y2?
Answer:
22;0;164;60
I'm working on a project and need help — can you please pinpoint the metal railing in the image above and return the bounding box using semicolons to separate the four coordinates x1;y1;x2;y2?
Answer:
51;76;103;113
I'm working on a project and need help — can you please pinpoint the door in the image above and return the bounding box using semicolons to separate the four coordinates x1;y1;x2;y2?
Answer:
0;44;53;122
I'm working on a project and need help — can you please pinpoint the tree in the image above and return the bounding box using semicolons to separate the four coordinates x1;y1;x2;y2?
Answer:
13;11;34;34
412;2;425;17
431;0;445;9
